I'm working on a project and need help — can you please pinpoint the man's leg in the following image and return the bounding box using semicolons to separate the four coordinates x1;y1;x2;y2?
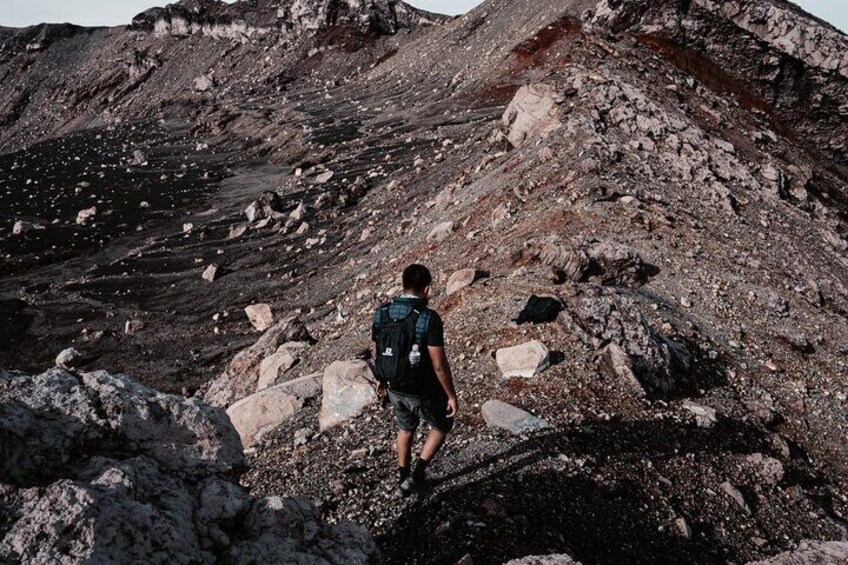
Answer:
397;429;414;468
420;428;446;461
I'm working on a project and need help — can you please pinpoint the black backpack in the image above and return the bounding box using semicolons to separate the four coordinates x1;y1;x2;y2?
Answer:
514;295;563;325
373;305;424;388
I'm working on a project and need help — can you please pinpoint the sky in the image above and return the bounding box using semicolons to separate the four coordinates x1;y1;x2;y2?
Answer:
0;0;845;31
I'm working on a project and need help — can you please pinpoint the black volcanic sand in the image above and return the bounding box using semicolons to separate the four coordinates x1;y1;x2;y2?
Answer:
0;121;259;386
0;121;235;276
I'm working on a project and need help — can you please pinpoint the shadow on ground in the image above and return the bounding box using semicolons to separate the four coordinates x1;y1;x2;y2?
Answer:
379;417;770;565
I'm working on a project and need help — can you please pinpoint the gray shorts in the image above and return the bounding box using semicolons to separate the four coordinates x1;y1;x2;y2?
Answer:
388;390;454;433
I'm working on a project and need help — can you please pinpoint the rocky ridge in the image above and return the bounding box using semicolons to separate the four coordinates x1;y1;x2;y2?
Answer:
2;0;848;563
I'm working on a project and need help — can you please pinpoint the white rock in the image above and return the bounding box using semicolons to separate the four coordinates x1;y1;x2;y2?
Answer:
682;400;718;428
482;400;550;435
202;264;220;282
495;340;550;378
124;319;144;335
446;268;481;296
226;387;303;447
76;207;97;225
245;304;274;332
502;83;563;147
319;361;378;431
55;348;84;369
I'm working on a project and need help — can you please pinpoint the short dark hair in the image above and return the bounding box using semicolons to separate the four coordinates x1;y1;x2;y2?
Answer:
402;264;432;292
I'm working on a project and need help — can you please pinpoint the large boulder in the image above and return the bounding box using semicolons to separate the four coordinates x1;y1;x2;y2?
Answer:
495;341;550;378
226;387;303;448
319;361;379;431
226;372;322;448
502;84;562;148
204;317;313;408
257;342;308;391
482;400;550;435
446;269;485;296
0;368;379;564
744;541;848;564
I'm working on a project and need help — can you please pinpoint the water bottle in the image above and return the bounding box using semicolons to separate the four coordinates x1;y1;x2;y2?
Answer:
409;344;421;368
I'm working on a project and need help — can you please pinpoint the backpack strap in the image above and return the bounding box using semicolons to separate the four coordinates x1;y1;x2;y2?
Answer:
379;305;390;325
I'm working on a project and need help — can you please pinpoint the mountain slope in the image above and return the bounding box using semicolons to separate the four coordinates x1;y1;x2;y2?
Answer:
2;0;848;563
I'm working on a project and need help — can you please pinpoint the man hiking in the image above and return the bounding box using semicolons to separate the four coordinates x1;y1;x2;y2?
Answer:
372;264;458;497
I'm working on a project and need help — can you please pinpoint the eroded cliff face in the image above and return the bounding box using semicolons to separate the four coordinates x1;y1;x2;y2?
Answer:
2;0;848;563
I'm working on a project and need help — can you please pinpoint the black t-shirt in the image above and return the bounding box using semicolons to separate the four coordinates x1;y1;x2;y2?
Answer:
371;296;445;395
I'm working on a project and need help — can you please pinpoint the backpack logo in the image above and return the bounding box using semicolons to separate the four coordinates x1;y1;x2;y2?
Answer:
382;347;394;357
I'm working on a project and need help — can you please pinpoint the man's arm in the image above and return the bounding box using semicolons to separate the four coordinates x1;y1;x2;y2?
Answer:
429;346;457;417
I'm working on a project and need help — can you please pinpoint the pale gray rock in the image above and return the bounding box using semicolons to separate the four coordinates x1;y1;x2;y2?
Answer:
682;401;718;429
503;84;563;148
75;206;97;225
319;361;378;431
55;347;84;370
503;554;580;564
495;341;550;378
12;220;44;235
446;268;482;296
428;221;454;243
599;343;645;397
204;317;313;408
245;303;274;331
202;264;220;282
193;73;214;92
256;342;304;390
482;400;550;435
226;386;304;448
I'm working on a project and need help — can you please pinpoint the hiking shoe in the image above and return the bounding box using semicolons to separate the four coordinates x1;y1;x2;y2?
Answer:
395;483;411;498
400;477;430;496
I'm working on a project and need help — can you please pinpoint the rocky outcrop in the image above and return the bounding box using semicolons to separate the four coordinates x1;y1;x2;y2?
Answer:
0;368;379;564
204;317;313;408
131;0;443;41
502;84;563;148
563;287;694;396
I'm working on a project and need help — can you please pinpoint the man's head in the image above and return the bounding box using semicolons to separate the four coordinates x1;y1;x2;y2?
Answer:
402;264;432;297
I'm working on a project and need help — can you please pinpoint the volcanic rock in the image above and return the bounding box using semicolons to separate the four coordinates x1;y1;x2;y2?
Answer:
0;368;378;563
226;386;304;448
204;317;313;408
245;303;274;331
502;83;563;148
201;264;220;282
55;347;85;369
428;221;454;243
319;360;379;431
504;554;581;564
495;340;550;378
482;400;551;435
744;541;848;564
446;268;484;296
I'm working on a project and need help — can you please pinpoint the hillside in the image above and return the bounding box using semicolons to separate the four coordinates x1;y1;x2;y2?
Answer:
2;0;848;563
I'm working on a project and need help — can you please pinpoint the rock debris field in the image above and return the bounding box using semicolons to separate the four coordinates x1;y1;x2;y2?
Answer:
2;0;848;564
